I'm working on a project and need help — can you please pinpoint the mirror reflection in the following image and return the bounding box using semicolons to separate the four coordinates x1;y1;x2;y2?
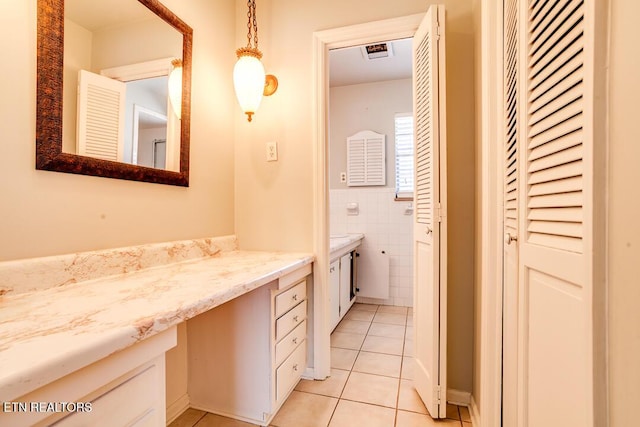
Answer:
63;0;182;171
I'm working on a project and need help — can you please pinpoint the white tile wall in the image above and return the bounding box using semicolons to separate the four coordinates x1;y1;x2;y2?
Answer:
330;187;414;307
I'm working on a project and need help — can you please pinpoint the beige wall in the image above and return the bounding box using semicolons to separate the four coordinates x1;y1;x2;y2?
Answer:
234;0;475;393
329;79;412;190
608;0;640;425
0;0;236;261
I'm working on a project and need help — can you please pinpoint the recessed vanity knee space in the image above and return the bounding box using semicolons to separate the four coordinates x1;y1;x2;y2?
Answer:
0;236;314;427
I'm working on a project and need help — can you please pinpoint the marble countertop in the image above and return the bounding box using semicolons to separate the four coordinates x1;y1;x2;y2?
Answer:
0;249;313;402
330;233;364;261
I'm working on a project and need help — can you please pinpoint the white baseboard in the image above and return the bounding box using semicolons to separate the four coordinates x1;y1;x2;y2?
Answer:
166;393;190;424
447;388;471;406
469;395;481;427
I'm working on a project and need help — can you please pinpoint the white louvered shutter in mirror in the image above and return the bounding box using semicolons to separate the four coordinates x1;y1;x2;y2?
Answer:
347;130;386;186
412;4;447;420
76;70;126;162
514;0;595;425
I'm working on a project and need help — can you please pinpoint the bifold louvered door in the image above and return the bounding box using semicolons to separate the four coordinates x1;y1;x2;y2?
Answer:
510;0;594;425
412;4;447;419
346;130;386;186
502;0;519;425
76;70;126;162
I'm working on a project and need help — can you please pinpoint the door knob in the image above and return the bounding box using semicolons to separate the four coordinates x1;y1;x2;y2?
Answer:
426;227;433;235
504;232;518;245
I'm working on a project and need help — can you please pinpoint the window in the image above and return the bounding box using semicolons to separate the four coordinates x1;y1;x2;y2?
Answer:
394;113;414;199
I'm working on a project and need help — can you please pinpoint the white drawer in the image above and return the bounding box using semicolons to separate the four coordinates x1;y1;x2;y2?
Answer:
275;320;306;367
276;340;306;403
275;280;307;318
55;364;158;427
276;300;307;341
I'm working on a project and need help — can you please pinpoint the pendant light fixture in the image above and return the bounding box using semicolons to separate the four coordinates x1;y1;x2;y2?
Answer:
233;0;278;122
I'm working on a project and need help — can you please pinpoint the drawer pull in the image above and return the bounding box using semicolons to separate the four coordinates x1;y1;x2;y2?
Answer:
293;315;299;323
292;294;298;301
292;337;298;345
293;364;298;372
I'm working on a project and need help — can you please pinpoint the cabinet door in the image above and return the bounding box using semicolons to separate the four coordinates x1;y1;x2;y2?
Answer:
339;253;352;317
329;260;340;331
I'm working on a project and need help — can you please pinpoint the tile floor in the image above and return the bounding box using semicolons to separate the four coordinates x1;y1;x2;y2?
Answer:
170;303;472;427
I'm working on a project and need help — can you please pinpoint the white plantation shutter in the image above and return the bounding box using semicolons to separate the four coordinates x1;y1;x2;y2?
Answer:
525;0;585;253
347;130;386;186
76;70;126;162
395;113;414;197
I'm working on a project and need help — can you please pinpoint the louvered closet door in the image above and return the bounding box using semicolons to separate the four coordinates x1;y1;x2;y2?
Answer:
502;0;519;425
76;70;126;162
412;4;447;419
516;0;594;425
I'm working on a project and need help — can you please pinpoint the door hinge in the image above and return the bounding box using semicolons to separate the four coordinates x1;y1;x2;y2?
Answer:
436;202;443;223
435;24;441;40
436;385;442;404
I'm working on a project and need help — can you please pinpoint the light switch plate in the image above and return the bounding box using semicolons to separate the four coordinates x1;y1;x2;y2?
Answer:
266;141;278;161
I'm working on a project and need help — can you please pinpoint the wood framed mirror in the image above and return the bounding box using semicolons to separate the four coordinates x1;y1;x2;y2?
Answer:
36;0;192;186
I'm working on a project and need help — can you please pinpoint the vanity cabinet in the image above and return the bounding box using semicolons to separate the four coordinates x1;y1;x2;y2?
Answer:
329;251;356;331
187;264;311;426
0;327;176;427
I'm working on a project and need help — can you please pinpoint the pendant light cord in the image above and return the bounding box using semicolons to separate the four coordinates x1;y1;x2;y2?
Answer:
245;0;259;50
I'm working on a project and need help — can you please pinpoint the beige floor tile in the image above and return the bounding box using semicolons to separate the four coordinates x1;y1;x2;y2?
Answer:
295;368;350;398
373;312;407;325
329;400;395;427
376;305;409;315
406;325;414;339
344;310;376;322
271;391;338;427
195;413;255;426
368;322;406;339
335;319;371;335
361;335;405;355
459;406;471;422
340;371;399;408
401;356;414;380
353;351;402;378
446;403;461;420
168;408;206;427
463;423;473;426
330;347;359;370
330;331;366;350
403;338;414;357
395;410;438;427
350;303;379;312
397;379;428;414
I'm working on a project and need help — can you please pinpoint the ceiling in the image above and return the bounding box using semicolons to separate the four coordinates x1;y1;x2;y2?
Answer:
66;0;153;32
329;38;413;87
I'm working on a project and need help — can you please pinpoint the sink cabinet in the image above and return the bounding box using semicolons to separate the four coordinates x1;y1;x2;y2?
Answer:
187;264;311;425
329;251;357;331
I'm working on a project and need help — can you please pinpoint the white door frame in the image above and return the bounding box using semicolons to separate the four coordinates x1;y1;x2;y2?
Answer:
475;0;504;425
311;14;425;381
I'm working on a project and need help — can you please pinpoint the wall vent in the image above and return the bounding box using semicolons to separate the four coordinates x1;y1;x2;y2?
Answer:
361;43;395;60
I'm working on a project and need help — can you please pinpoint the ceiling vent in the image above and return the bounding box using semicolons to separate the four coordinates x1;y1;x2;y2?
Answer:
361;42;395;60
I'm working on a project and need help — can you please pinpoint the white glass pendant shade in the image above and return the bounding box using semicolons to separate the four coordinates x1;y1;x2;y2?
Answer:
233;54;266;122
168;62;182;119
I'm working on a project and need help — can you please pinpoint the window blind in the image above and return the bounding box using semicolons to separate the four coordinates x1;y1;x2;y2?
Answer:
395;113;414;198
